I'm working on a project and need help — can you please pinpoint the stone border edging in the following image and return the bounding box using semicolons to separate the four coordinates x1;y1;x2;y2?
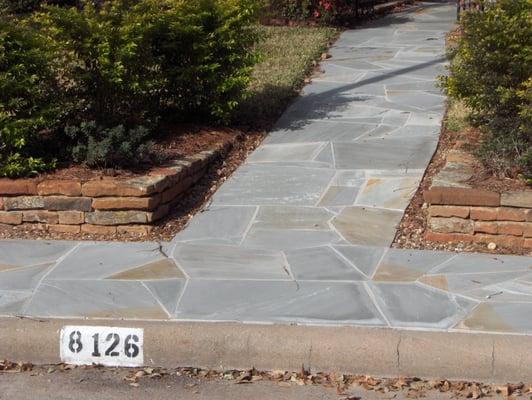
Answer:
423;150;532;249
0;141;232;235
1;318;530;382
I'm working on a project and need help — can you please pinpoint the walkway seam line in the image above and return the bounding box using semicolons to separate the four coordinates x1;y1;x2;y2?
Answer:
362;281;392;327
20;242;82;315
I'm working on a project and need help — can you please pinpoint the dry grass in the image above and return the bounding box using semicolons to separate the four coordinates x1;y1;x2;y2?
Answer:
444;98;471;133
239;25;337;124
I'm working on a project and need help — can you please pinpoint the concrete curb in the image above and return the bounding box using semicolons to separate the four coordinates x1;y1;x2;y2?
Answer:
1;317;530;382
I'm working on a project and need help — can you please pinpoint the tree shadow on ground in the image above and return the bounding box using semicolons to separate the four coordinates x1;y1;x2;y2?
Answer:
236;83;300;130
238;0;452;132
274;56;447;131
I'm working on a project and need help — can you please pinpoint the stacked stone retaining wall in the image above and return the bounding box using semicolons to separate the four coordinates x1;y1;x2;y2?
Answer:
0;143;230;235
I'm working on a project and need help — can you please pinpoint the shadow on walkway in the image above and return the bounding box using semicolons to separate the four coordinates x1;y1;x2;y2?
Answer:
279;56;447;130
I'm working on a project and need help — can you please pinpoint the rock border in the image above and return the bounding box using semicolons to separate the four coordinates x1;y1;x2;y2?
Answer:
0;142;232;235
424;150;532;250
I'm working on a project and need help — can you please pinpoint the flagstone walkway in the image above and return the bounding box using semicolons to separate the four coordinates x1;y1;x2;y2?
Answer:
1;1;531;336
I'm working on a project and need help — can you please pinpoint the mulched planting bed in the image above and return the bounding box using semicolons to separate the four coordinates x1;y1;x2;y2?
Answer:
392;107;532;256
30;126;239;182
0;128;265;242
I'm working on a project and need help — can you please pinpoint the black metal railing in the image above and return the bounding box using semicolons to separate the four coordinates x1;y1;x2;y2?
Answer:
457;0;496;20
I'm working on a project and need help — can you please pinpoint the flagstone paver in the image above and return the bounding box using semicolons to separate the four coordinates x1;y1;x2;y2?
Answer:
332;206;404;246
0;240;75;268
24;280;170;319
175;280;386;325
285;246;367;281
369;282;476;329
1;1;531;336
0;290;31;315
44;242;175;280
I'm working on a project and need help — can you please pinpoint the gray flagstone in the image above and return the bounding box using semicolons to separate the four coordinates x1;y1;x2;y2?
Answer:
0;0;531;336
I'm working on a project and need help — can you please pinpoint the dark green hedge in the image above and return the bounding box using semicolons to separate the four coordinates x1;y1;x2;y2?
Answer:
0;0;259;176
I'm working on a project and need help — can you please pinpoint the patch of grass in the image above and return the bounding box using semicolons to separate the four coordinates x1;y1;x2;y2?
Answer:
238;25;337;125
444;98;471;133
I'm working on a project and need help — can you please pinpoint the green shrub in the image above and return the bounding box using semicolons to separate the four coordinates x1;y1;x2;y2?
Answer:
267;0;313;21
65;121;154;168
151;0;259;121
33;0;258;126
32;0;167;128
0;19;58;177
443;0;532;178
1;0;44;14
0;0;76;15
0;0;259;177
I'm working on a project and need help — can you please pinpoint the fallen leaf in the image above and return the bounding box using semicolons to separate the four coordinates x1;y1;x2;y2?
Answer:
496;385;509;396
470;386;482;399
405;389;421;399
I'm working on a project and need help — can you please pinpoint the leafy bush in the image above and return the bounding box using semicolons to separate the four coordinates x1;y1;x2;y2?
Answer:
65;122;154;168
33;0;258;126
151;0;259;121
0;19;58;177
33;0;165;128
1;0;44;14
268;0;314;21
443;0;532;178
0;0;259;176
0;0;76;15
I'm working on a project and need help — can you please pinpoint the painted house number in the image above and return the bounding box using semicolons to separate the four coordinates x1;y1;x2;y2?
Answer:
60;326;144;367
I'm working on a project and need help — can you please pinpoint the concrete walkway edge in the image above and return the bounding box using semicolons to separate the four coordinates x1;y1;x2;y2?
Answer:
1;317;530;382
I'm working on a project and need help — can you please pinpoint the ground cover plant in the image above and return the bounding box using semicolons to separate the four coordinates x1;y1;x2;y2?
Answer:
442;0;532;181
